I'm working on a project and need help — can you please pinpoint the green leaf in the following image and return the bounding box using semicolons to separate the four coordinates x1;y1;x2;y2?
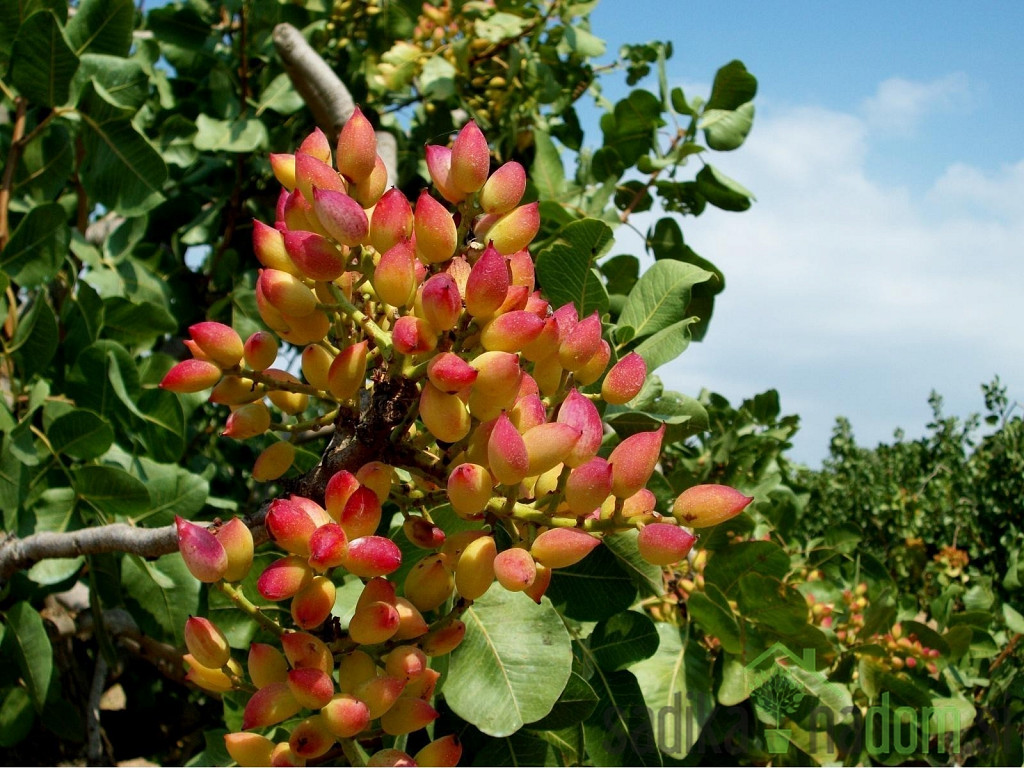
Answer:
193;114;269;153
48;409;114;460
447;588;572;737
601;254;639;297
618;260;712;342
12;122;73;202
583;669;662;766
631;623;715;759
129;458;208;527
0;202;69;287
670;86;693;117
705;60;757;111
78;81;167;215
65;0;133;56
547;544;638;622
10;11;79;107
531;129;565;201
1003;603;1024;634
528;671;599;730
73;464;150;519
471;731;556;766
564;24;606;57
4;602;54;713
602;530;664;597
534;218;612;317
101;296;177;346
255;72;304;116
700;101;755;152
474;12;528;43
589;611;659;671
0;686;35;747
121;553;201;644
604;389;709;442
74;53;148;109
736;572;808;635
695;164;753;212
600;89;662;168
10;295;58;379
632;318;696;372
687;589;742;654
704;541;790;596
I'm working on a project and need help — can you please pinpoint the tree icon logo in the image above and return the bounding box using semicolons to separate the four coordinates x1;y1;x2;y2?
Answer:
750;669;806;752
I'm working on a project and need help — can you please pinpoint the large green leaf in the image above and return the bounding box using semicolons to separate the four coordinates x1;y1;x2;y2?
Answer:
700;101;755;152
47;409;114;460
695;164;753;212
129;457;209;527
0;203;69;288
73;53;148;109
617;260;712;342
735;572;809;636
447;588;572;737
547;544;638;622
77;81;167;214
706;60;757;111
704;541;790;596
535;218;612;317
527;670;599;730
3;602;53;713
687;588;742;654
193;114;269;153
471;731;557;767
600;89;662;168
531;129;566;201
583;669;662;766
0;686;34;747
602;530;663;597
10;295;58;380
121;553;201;644
632;318;696;372
11;122;73;202
631;623;715;759
588;611;659;671
10;11;79;107
65;0;134;56
73;464;150;519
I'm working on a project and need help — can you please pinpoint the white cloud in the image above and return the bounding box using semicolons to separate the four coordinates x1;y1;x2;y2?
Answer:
861;73;971;135
643;76;1024;464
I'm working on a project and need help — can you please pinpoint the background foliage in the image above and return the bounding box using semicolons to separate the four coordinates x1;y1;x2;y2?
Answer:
0;0;1020;765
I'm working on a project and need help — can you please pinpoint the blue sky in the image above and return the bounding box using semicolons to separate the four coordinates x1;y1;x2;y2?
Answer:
584;1;1024;464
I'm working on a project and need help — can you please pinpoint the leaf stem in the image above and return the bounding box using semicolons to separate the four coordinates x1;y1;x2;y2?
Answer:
215;582;284;637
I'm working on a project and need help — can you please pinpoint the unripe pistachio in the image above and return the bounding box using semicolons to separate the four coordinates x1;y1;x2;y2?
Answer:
356;462;393;501
355;675;406;719
449;120;490;193
520;316;561;362
465;243;509;319
511;392;547;433
488;412;530;485
298;126;331;163
671;484;754;528
161;359;222;393
524;562;552;603
255;284;290;334
342;535;402;578
392;597;430;640
327;340;368;401
414;190;457;264
248;642;288;688
485;201;540;255
294;152;346;202
404;553;454;612
381;697;439;735
492;547;536;592
340;486;382;540
188;322;243;369
265;497;319;556
414;734;463;767
374;240;417;307
216;517;255;582
351;154;388;207
336;650;378;693
289;715;336;760
565;457;614;516
270;742;303;767
495;283;530;315
602;352;647;405
367;748;415;767
558;311;603;372
225;733;275;767
403;517;446;549
465;418;497;466
281;631;333;674
556;389;604;467
259;269;318;317
574;339;611;386
184;654;239;692
282;188;324;235
185;616;231;669
445;254;471;295
392;315;438;355
385;645;428;681
257;555;313;601
531;528;601;569
242;682;302;730
637;524;697;566
283;230;347;281
264;369;309;414
481;310;545;352
420;618;466;656
291;575;337;629
419;381;471;443
427;352;478;393
244;331;279;371
424;144;465;204
176;516;227;583
469;351;522;418
348;600;401;644
419;273;462;331
183;339;210;363
277;309;331;347
324;470;360;522
622;488;657;517
210;376;263;406
370;188;414;253
523;422;582;477
533;463;563;498
321;694;371;738
270;153;296;190
454;535;496;600
446;463;492;519
531;353;563;397
553;302;579;342
524;291;549;317
313;188;369;247
402;666;440;700
356;576;397;613
608;424;665;499
336;107;377;183
288;667;335;710
301;345;333;391
480;160;526;214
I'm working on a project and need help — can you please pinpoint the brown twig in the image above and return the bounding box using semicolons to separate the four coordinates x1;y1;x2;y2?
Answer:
0;96;28;249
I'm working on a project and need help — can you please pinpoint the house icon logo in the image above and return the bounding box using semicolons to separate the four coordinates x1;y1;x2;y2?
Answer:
744;642;850;755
